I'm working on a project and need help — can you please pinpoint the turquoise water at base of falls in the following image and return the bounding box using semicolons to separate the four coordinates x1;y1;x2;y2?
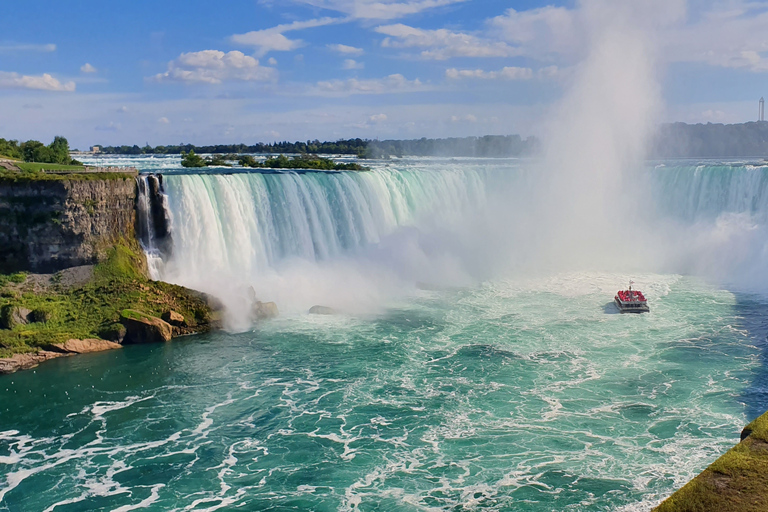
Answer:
4;156;768;511
2;274;767;511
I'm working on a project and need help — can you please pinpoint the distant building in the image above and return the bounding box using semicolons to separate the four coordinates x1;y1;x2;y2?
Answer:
90;145;101;153
760;98;765;122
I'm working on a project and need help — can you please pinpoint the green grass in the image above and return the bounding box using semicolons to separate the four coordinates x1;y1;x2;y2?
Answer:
654;411;768;512
0;240;214;358
0;154;21;161
16;162;86;172
0;169;135;182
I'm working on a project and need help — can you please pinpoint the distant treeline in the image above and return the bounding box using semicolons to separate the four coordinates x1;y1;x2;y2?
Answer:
366;135;540;158
98;139;368;156
96;135;540;158
652;122;768;158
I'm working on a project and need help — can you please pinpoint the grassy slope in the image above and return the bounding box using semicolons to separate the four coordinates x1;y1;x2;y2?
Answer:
0;241;214;358
0;169;134;182
654;411;768;512
16;162;85;172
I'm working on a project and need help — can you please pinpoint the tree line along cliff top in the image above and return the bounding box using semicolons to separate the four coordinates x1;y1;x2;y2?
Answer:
86;122;768;159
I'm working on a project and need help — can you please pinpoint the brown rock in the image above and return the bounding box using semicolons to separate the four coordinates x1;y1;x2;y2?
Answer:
0;351;67;374
120;310;173;344
52;338;122;354
309;305;337;315
162;310;186;327
0;305;32;329
253;301;279;321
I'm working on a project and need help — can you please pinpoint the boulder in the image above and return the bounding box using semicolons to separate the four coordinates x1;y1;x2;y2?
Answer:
252;301;279;321
0;351;66;374
309;305;338;316
162;310;186;327
120;309;173;344
98;322;127;343
50;338;122;354
0;305;32;329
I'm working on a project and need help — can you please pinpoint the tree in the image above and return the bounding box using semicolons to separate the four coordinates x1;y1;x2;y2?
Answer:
180;150;207;168
49;136;70;164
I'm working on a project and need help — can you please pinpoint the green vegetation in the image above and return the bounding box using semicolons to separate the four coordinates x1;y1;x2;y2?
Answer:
240;154;367;171
0;136;81;165
16;162;86;173
180;150;207;168
94;135;543;158
654;411;768;512
99;139;370;156
0;240;213;358
0;169;134;183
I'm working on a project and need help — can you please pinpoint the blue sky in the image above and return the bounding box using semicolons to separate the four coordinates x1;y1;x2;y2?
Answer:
1;0;767;148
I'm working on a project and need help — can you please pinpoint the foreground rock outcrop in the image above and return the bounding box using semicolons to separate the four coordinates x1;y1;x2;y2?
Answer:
120;310;173;344
0;338;121;374
654;410;768;512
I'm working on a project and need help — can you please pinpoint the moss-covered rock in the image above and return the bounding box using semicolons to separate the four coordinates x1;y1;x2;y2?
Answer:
0;304;31;329
654;410;768;512
162;310;185;327
120;309;172;344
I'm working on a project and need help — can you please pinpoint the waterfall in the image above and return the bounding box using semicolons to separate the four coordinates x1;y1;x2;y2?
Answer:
137;167;489;326
136;161;768;326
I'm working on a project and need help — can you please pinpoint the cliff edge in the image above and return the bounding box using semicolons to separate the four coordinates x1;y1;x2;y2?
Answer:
654;411;768;512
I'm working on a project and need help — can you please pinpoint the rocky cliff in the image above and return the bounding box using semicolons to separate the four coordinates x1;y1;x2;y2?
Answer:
0;175;137;273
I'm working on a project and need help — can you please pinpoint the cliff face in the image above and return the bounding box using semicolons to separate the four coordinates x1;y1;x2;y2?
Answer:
0;177;137;273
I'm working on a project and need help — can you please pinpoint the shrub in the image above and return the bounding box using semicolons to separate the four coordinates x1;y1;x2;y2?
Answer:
98;322;126;342
9;272;27;284
30;308;52;323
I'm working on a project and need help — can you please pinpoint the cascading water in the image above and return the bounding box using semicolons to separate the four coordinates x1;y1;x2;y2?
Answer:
138;165;495;326
137;160;768;323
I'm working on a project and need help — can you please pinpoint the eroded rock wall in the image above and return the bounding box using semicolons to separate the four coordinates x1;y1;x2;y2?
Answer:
0;177;137;273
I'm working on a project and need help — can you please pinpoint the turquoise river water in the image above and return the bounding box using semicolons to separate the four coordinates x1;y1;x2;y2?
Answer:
2;156;768;511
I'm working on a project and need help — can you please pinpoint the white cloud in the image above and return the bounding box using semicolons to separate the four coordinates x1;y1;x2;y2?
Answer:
157;117;170;124
268;57;278;66
487;1;768;75
231;17;343;56
446;66;533;80
0;72;75;92
376;24;519;60
327;43;365;55
445;66;559;81
369;113;388;122
310;73;425;96
81;63;97;73
117;105;129;113
290;0;468;20
343;59;365;69
152;50;276;84
489;7;581;60
450;114;477;123
663;4;768;72
0;43;56;53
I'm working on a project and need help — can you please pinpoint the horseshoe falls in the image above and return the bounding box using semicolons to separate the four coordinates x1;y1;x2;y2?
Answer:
2;156;768;512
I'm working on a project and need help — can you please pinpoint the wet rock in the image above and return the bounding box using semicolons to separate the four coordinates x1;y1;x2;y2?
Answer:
309;305;337;315
162;310;186;327
51;338;122;354
253;301;279;321
0;351;66;374
120;309;173;344
0;305;32;329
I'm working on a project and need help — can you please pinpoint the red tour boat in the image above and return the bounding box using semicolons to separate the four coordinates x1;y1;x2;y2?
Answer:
615;280;649;313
